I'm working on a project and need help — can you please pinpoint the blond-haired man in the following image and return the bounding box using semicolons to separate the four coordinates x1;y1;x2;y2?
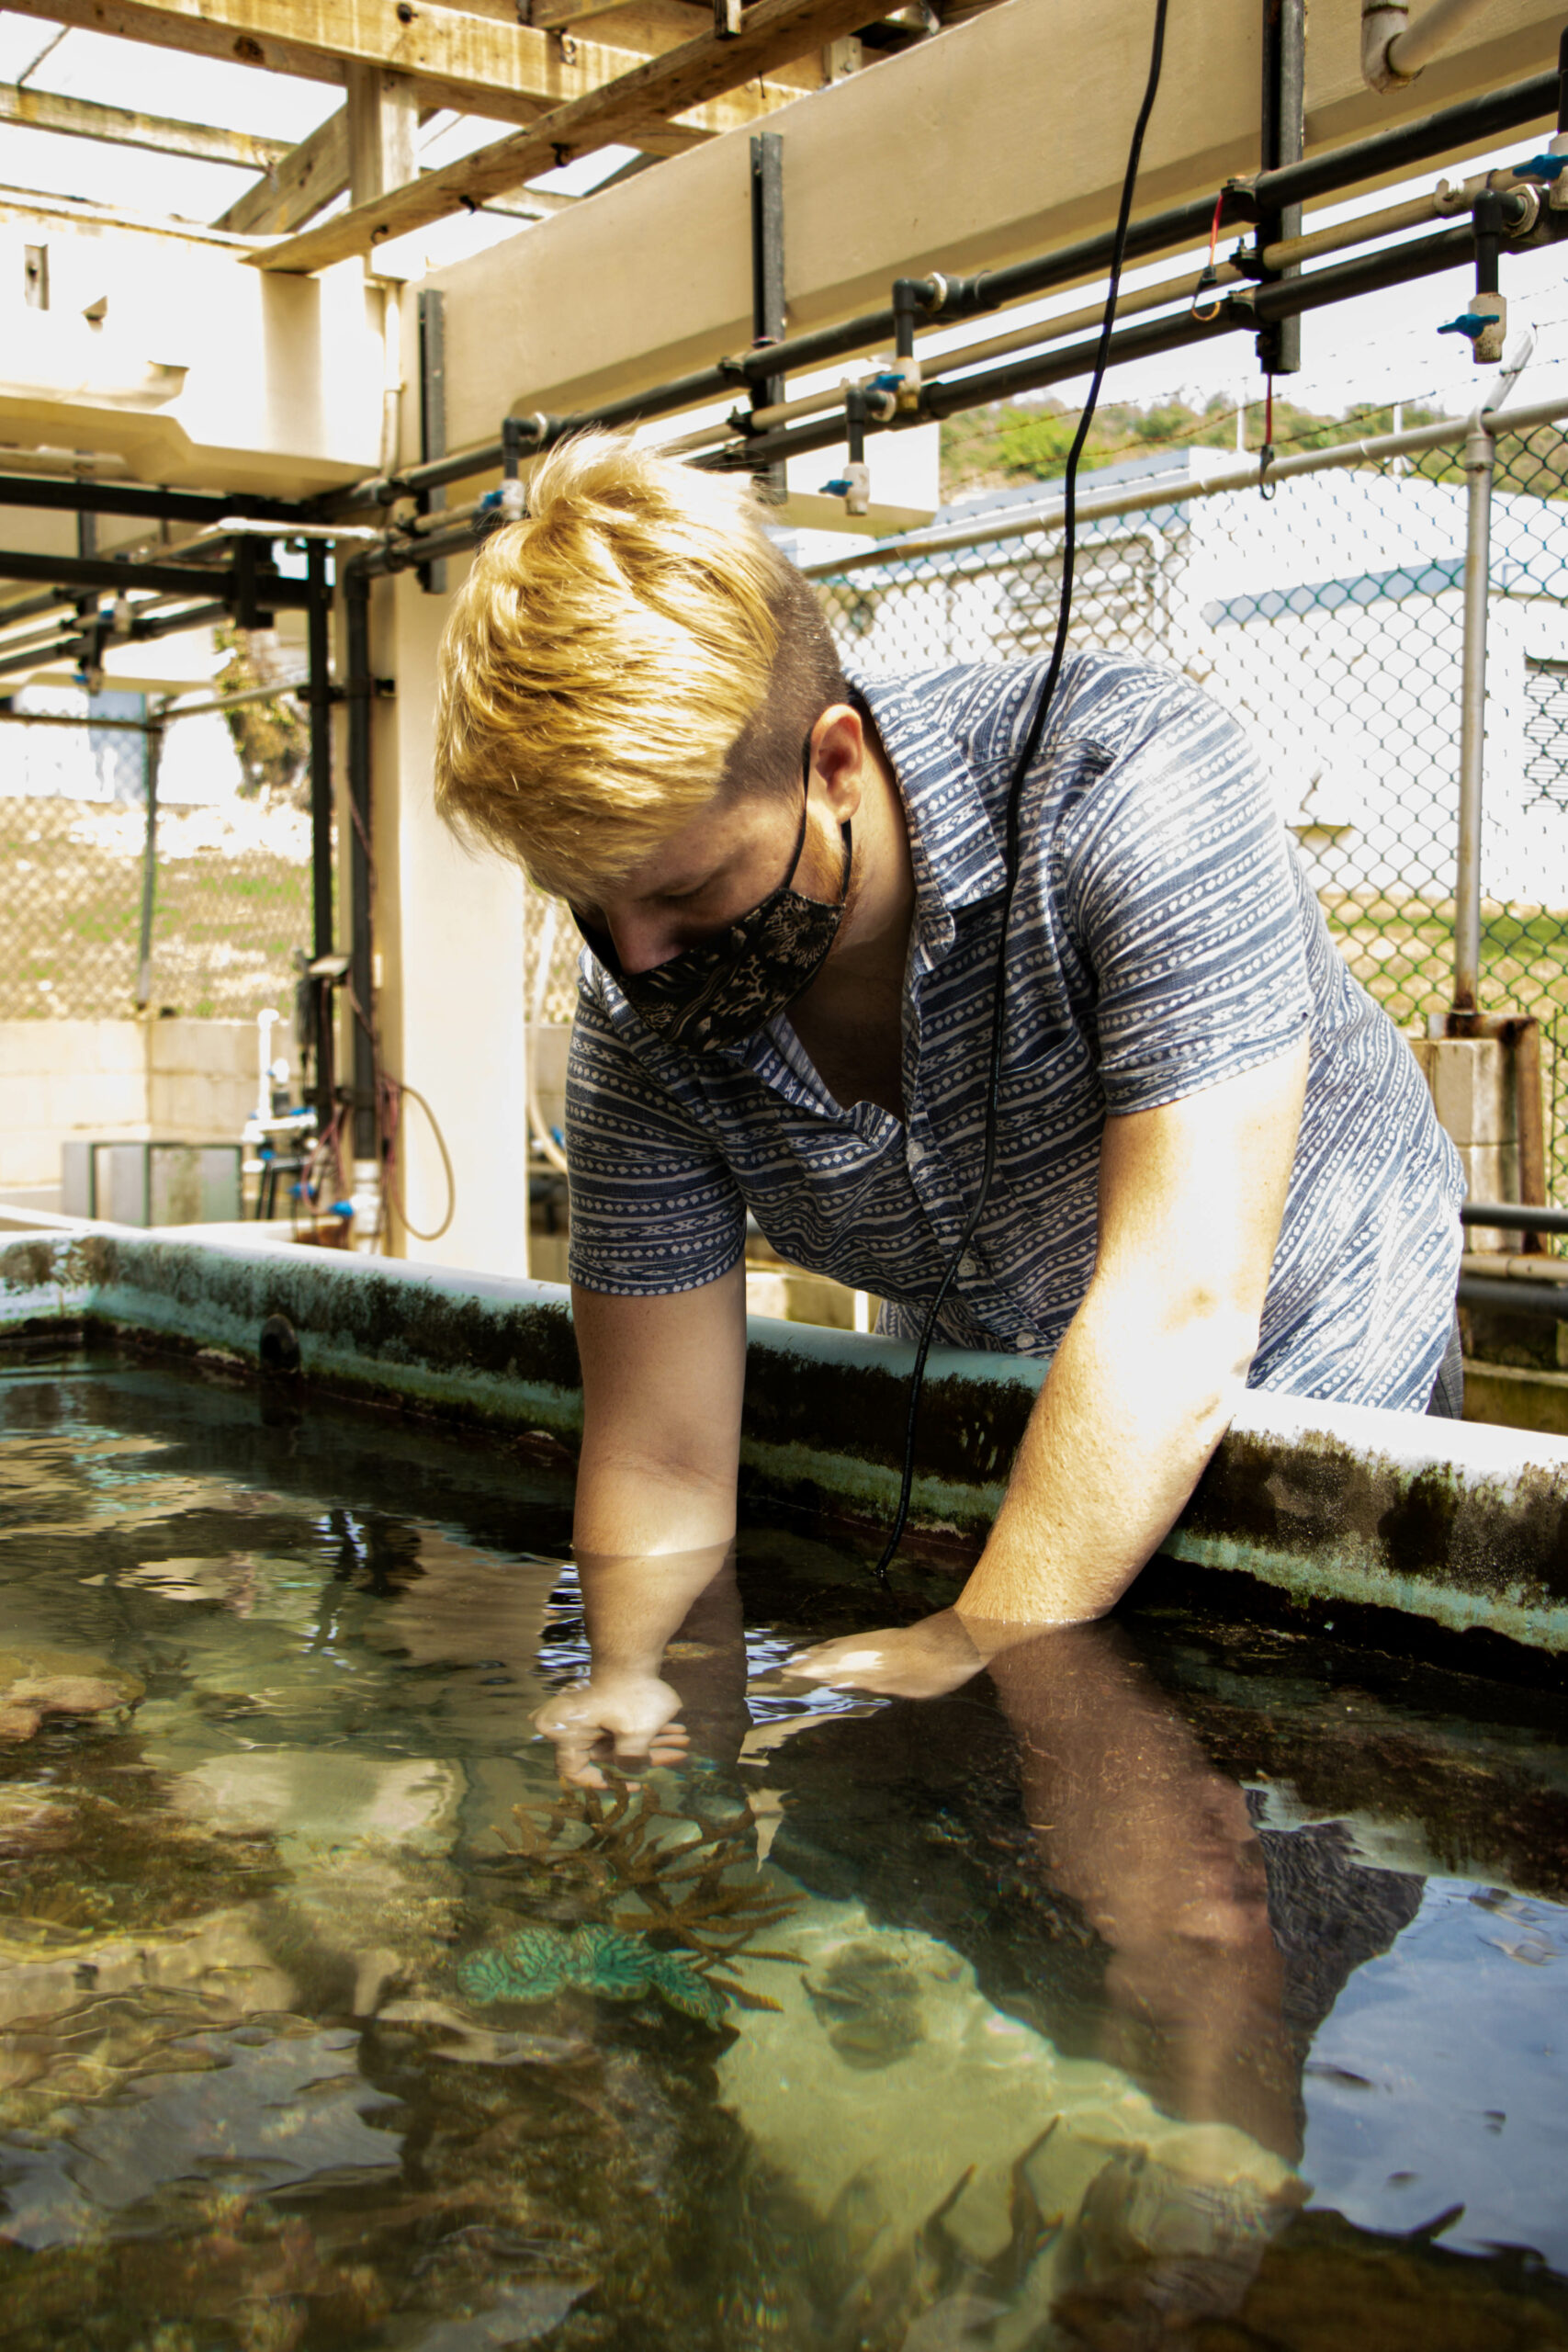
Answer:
436;434;1461;1733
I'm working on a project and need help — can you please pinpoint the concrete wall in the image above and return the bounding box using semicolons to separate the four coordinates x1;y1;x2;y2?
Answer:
0;1019;257;1189
374;571;533;1279
0;200;387;497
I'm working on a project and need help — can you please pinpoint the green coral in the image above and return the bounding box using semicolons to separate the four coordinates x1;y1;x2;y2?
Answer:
457;1922;728;2030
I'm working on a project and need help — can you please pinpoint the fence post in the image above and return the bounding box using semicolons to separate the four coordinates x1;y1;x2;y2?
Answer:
1452;412;1495;1014
133;717;163;1011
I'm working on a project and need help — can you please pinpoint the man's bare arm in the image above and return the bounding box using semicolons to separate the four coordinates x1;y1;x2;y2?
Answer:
787;1037;1309;1692
571;1262;747;1558
956;1035;1309;1626
540;1266;747;1779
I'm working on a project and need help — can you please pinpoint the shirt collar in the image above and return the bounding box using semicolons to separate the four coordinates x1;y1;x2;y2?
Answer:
847;666;1009;973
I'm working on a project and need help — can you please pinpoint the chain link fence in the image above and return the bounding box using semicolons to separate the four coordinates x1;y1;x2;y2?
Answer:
0;677;315;1023
806;417;1568;1209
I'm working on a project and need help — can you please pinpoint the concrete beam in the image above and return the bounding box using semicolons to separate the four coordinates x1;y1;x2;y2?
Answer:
6;1225;1567;1654
0;0;813;139
0;189;387;492
255;0;890;270
0;80;294;170
419;0;1565;447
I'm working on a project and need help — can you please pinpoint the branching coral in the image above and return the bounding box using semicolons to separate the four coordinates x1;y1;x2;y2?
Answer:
468;1781;804;2027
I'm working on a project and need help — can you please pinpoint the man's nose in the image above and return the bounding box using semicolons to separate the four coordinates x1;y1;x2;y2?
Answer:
606;908;685;976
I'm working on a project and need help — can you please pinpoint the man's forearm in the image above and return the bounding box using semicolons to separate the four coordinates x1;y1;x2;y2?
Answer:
956;1283;1258;1626
573;1541;734;1679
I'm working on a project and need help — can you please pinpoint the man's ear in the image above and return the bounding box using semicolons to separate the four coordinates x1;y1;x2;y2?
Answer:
813;703;868;822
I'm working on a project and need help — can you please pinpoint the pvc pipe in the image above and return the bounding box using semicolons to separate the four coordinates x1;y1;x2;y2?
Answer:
1452;415;1494;1014
1463;1202;1568;1233
1386;0;1498;85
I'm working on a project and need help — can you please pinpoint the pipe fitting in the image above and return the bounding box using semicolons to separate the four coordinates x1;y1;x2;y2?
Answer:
1362;2;1414;93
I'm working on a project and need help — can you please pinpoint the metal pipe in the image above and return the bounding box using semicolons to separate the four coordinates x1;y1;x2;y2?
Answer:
344;570;377;1160
1457;1272;1568;1317
1461;1201;1568;1231
0;586;76;627
1258;0;1306;373
307;543;334;967
1262;64;1553;208
0;474;300;526
133;718;163;1010
0;631;78;679
0;546;313;606
715;218;1488;474
1259;173;1531;272
127;600;232;641
1452;412;1494;1014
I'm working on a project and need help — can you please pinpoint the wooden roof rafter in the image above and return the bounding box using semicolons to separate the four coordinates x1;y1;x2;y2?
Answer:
254;0;915;269
0;0;825;140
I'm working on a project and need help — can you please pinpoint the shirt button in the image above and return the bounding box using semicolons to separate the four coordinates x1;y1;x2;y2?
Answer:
1014;1329;1037;1351
958;1252;979;1281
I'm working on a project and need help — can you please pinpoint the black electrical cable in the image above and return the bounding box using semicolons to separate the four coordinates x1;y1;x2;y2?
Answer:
870;0;1171;1584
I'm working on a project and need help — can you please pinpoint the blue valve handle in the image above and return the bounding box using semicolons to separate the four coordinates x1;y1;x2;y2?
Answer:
820;478;852;496
1516;152;1568;182
1438;313;1488;340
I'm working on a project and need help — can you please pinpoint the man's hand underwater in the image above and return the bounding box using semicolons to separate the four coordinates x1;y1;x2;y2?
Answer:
534;1671;691;1790
784;1608;996;1702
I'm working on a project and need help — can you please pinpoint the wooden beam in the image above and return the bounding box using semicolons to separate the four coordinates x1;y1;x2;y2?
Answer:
531;0;652;28
216;100;592;236
0;0;814;137
0;77;294;168
257;0;886;270
214;105;350;234
346;62;419;201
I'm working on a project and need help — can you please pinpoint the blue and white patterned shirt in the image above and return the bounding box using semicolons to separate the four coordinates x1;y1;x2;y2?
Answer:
566;653;1463;1410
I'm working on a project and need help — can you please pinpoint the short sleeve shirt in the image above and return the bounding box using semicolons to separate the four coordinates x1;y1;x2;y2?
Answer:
565;652;1462;1412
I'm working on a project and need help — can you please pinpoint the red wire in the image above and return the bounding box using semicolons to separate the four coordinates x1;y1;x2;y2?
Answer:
1208;190;1224;268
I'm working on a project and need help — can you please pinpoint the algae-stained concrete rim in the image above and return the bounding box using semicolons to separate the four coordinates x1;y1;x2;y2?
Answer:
4;1225;1568;1655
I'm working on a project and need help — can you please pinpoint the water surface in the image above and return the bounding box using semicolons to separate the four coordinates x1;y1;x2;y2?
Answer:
2;1352;1566;2350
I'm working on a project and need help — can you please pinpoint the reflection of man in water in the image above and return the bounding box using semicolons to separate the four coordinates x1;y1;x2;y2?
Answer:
538;1552;1422;2185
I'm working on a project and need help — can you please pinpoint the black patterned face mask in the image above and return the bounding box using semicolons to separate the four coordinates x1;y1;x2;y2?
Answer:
571;741;852;1053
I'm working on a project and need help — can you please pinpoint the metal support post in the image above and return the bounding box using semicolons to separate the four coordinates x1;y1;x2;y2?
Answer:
344;570;378;1159
133;715;162;1010
749;132;787;503
417;288;447;595
1256;0;1304;374
306;542;334;965
1453;413;1495;1014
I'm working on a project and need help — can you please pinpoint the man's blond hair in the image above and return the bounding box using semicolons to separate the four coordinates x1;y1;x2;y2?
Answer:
434;431;844;900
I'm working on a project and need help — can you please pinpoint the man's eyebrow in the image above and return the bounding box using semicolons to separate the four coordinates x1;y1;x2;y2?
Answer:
651;849;740;900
